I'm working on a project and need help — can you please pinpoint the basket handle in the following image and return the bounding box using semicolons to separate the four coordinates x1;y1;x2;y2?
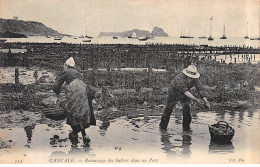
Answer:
216;121;229;127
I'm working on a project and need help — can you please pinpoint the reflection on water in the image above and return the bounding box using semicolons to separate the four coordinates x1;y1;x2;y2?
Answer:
208;141;235;154
24;124;35;142
49;147;96;162
181;133;192;157
4;36;260;48
24;124;35;148
238;111;244;123
99;119;110;136
160;129;192;159
160;130;177;157
0;108;259;163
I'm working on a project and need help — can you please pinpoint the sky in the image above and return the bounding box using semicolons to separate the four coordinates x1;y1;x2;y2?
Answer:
0;0;259;37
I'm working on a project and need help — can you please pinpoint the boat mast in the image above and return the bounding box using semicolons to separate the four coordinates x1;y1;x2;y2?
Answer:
246;21;248;37
210;17;213;37
258;3;260;38
223;24;225;36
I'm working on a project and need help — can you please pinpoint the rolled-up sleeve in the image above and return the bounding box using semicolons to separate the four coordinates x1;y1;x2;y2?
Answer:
195;79;207;98
52;71;66;94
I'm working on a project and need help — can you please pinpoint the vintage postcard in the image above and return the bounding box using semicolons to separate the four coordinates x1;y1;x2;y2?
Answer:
0;0;259;165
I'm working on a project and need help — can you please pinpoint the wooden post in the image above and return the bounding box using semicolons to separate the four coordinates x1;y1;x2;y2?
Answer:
91;52;94;69
106;55;111;71
81;61;85;70
125;73;129;89
118;54;121;70
148;63;152;87
15;68;19;85
34;70;38;84
85;60;88;70
176;53;179;71
134;53;136;68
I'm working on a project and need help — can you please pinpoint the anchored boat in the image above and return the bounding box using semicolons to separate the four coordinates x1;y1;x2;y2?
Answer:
208;17;214;41
54;37;62;40
180;35;194;38
245;21;249;39
180;30;194;38
82;39;91;42
220;25;227;39
199;28;207;39
138;36;148;41
85;26;93;39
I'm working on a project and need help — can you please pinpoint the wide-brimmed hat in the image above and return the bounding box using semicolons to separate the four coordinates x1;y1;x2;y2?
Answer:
183;65;200;78
65;57;75;67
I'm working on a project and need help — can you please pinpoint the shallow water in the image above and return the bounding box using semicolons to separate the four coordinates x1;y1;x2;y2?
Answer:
199;54;260;64
0;109;259;164
3;36;260;48
0;67;55;84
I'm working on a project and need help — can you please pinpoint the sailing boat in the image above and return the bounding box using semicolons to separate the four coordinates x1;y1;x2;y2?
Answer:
199;28;207;39
255;16;260;40
85;26;93;39
208;17;214;41
245;21;249;39
180;29;194;38
220;24;227;39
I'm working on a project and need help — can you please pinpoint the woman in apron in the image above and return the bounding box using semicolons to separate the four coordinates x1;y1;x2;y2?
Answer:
52;57;97;146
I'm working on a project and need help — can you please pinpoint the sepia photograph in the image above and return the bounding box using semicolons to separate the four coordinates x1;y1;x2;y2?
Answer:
0;0;259;164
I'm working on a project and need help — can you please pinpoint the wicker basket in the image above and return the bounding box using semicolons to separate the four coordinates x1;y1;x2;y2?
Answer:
43;106;67;121
209;121;235;143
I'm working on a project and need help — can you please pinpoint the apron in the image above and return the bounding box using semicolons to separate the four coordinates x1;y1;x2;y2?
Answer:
65;79;91;128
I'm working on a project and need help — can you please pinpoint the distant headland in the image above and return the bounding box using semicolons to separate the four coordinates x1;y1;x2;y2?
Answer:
0;18;68;38
99;26;168;38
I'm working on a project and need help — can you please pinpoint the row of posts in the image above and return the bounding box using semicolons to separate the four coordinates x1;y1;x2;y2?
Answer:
15;68;39;85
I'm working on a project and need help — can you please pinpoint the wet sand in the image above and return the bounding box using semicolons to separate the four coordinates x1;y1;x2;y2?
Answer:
0;108;259;164
0;67;259;164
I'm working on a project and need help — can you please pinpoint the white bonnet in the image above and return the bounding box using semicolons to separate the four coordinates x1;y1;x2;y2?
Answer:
65;57;75;67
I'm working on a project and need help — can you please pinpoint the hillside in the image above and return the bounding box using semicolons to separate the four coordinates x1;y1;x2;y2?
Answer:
0;18;67;37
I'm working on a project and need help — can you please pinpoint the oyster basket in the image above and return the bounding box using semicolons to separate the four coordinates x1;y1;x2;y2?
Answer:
209;121;235;143
43;105;67;121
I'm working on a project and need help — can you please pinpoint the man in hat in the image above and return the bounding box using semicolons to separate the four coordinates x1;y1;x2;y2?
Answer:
159;65;210;130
